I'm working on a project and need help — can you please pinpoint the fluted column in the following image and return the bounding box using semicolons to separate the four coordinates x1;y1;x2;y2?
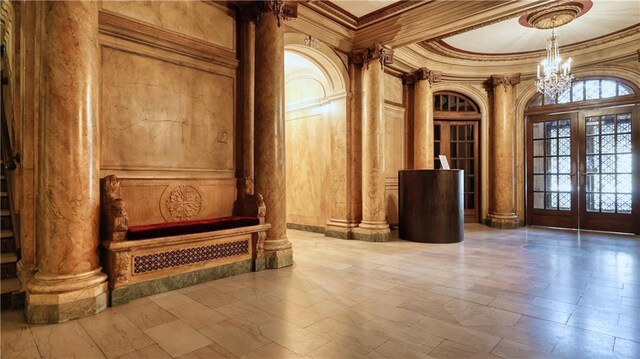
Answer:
254;1;296;268
408;68;441;169
487;74;520;229
26;1;107;323
352;44;393;242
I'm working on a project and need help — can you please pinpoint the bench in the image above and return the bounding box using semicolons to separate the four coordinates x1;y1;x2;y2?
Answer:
100;174;270;305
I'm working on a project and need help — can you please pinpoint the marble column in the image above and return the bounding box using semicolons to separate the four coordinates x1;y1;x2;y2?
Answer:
254;1;296;268
487;74;521;229
240;17;255;181
26;1;107;323
411;68;441;169
352;44;393;242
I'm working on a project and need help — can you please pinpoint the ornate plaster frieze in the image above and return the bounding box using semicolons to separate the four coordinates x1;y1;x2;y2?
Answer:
403;67;442;85
351;43;394;70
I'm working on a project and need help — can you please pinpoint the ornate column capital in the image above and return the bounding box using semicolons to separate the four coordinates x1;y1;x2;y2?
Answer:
490;74;521;90
403;67;442;85
351;43;394;70
234;0;298;26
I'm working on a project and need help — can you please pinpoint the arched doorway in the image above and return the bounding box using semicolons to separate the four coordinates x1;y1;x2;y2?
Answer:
433;92;481;223
525;77;640;233
283;43;348;233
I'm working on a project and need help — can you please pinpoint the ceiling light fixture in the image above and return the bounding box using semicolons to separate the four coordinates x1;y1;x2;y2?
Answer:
536;19;573;98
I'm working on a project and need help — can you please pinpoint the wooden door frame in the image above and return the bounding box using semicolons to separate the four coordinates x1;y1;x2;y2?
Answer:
526;113;579;229
434;119;481;223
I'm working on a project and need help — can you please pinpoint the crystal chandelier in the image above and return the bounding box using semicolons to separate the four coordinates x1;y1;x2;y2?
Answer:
536;24;573;98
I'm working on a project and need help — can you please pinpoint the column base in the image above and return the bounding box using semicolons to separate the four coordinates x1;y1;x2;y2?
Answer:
264;239;294;269
352;221;390;242
325;219;359;239
26;269;108;324
486;212;520;229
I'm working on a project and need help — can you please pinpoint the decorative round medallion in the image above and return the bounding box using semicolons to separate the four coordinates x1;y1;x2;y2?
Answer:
519;1;592;29
164;185;202;221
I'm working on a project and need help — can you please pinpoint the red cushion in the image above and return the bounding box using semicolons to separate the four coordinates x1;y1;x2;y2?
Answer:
127;216;260;240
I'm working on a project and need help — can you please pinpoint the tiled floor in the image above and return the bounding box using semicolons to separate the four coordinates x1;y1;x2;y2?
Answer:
2;225;640;358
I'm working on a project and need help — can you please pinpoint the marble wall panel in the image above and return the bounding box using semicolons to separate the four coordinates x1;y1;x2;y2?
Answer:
100;47;234;174
384;73;404;106
285;109;331;228
116;178;237;226
100;1;235;51
285;78;327;109
384;104;406;225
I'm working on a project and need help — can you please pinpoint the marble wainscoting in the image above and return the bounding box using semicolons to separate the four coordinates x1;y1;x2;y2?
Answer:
4;226;640;358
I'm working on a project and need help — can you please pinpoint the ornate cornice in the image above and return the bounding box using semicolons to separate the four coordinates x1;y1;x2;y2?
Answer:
420;25;640;63
402;67;441;85
304;0;425;30
490;74;521;89
351;43;394;70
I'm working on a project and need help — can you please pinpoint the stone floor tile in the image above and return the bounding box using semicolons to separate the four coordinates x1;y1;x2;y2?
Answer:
198;319;270;357
241;342;302;359
183;286;237;308
177;342;237;359
149;290;198;310
442;299;522;327
261;299;327;328
306;342;368;359
166;300;226;330
414;316;502;352
613;337;640;358
116;298;179;330
116;344;171;359
428;340;503;359
491;339;560;359
307;317;386;354
143;320;211;358
31;321;104;359
552;326;616;359
84;319;154;358
258;319;329;356
372;340;438;359
354;298;423;325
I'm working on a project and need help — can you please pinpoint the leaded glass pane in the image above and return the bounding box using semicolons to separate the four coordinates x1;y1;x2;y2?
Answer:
534;192;544;209
545;139;557;156
533;140;544;156
617;194;632;214
534;175;545;191
601;174;616;193
617;134;631;153
586;136;600;154
618;83;632;96
558;88;570;104
533;123;544;139
617;114;631;133
545;121;558;137
617;174;632;193
617;153;632;173
601;116;615;134
558;175;571;192
601;80;617;98
558;156;570;174
558;120;571;137
559;193;571;211
546;175;558;192
558;138;570;156
587;193;600;212
546;192;558;209
545;95;556;105
572;81;584;102
601;135;615;153
586;174;599;193
534;158;544;173
585;80;600;100
546;157;558;174
601;155;616;173
586;155;599;173
586;117;599;135
601;193;615;213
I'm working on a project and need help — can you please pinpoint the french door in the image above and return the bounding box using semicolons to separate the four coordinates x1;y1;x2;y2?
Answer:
527;106;640;233
435;121;480;223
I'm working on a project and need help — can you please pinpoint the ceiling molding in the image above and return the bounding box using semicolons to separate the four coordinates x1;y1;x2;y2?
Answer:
422;24;640;62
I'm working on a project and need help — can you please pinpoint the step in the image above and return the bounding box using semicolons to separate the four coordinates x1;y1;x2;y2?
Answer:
0;230;13;238
0;209;9;216
1;278;21;294
1;252;17;264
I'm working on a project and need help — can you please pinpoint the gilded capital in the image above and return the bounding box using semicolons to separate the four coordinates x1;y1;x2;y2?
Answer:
351;43;394;70
403;67;442;85
490;74;521;89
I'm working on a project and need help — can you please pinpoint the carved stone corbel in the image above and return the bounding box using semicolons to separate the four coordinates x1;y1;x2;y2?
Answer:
351;43;394;70
101;174;128;241
490;74;521;91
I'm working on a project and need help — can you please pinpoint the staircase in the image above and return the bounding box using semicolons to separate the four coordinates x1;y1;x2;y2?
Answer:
0;163;20;309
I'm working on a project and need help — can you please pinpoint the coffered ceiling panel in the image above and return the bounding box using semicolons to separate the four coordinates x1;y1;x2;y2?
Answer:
441;0;639;54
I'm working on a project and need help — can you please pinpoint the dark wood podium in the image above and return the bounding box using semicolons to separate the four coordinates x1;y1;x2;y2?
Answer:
399;169;464;243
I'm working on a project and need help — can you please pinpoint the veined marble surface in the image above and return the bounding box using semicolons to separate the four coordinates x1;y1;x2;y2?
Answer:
3;225;640;358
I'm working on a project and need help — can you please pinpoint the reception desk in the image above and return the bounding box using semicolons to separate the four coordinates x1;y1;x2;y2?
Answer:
398;169;464;243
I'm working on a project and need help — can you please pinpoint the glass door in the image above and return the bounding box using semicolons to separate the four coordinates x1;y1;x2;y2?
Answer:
527;114;579;228
579;107;639;233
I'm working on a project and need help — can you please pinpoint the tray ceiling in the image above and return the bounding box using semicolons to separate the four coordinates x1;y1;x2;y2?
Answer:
440;0;639;54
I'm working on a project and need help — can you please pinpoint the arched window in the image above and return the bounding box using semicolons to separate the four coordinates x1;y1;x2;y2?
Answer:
434;92;480;113
529;77;636;107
